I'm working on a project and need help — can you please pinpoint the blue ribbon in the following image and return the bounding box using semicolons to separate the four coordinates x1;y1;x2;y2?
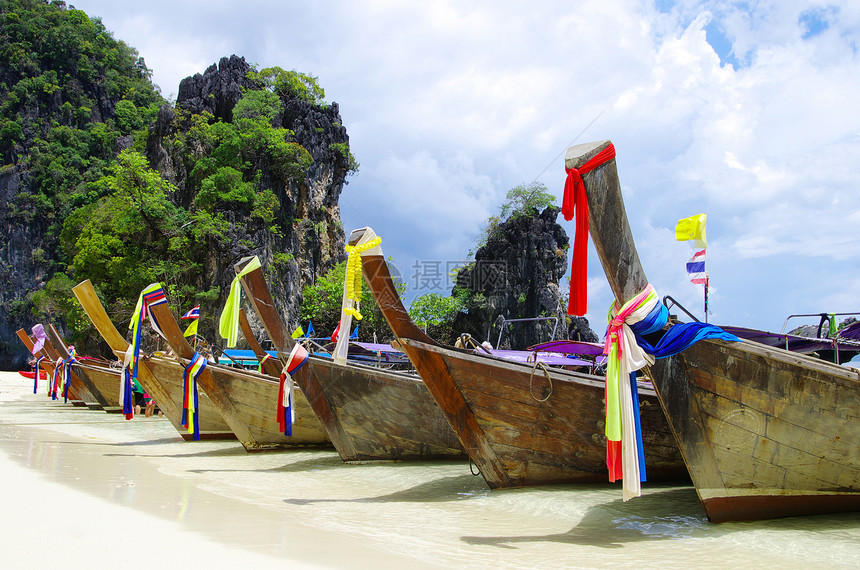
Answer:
630;302;740;359
617;301;740;481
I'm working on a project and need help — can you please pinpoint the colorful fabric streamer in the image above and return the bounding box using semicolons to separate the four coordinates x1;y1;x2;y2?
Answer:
61;346;78;403
182;353;207;440
220;256;262;348
120;346;136;420
258;353;273;374
278;344;309;436
32;356;44;394
128;284;168;390
603;284;741;501
334;231;382;364
563;143;616;316
31;324;48;355
50;357;62;400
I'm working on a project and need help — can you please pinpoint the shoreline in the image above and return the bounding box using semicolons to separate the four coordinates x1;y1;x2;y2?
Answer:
2;370;859;569
0;371;432;568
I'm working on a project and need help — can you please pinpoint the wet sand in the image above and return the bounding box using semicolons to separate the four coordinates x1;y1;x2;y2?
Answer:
1;371;858;568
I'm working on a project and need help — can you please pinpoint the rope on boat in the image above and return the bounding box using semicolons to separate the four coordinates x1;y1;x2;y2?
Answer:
468;457;481;477
455;333;492;355
528;361;552;402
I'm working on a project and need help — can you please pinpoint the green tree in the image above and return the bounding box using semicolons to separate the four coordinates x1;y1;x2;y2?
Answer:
499;181;556;220
409;293;463;327
300;259;404;342
249;66;326;105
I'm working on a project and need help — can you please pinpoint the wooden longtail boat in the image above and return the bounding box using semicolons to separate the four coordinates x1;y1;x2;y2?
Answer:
43;324;124;413
238;309;283;377
571;139;860;522
15;329;91;407
72;280;236;440
351;228;686;488
235;257;466;462
143;285;329;451
25;328;109;409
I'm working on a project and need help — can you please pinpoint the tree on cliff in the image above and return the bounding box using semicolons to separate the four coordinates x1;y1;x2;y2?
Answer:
404;181;568;347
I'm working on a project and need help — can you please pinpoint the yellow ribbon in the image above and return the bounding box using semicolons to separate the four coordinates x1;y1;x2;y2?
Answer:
219;256;262;348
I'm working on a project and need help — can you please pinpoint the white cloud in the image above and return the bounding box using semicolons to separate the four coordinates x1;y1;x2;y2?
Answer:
66;0;860;331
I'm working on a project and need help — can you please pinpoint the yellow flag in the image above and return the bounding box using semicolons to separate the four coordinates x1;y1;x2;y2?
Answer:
675;213;707;248
291;326;305;339
183;319;198;337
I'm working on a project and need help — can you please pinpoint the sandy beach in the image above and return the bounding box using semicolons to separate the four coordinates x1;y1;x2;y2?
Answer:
1;370;858;569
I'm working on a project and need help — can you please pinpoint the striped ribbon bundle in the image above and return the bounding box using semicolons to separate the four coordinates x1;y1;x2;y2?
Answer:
258;353;273;375
603;285;741;501
61;346;78;403
50;357;62;400
182;353;207;440
603;285;658;501
219;256;262;349
278;343;309;436
128;284;168;390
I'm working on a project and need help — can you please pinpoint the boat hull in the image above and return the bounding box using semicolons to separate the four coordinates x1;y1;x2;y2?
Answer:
568;137;860;521
71;280;236;440
652;338;860;522
402;339;686;487
296;356;465;461
354;246;685;487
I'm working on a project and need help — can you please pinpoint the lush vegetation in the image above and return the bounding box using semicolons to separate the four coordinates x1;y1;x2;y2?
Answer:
1;1;349;348
299;259;405;342
1;0;163;234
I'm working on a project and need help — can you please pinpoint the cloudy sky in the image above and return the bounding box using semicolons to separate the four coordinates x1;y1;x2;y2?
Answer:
69;0;860;335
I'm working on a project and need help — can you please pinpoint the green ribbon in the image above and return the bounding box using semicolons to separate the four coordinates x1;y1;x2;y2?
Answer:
219;256;262;348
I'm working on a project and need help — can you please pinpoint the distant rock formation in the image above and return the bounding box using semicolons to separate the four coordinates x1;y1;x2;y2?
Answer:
452;206;598;349
146;55;351;342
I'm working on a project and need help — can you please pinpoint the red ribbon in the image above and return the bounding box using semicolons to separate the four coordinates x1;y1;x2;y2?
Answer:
563;143;616;316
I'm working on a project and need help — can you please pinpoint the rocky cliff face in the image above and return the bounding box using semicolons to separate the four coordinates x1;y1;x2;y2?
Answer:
145;55;349;342
452;206;597;349
0;48;351;368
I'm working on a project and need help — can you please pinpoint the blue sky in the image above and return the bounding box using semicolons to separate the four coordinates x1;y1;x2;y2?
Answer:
69;0;860;334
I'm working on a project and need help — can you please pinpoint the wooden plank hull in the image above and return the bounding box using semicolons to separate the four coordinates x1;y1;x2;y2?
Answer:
71;280;236;440
234;257;466;462
570;138;860;521
400;338;686;487
37;329;107;410
143;357;328;449
69;362;124;413
297;356;464;461
651;339;860;522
